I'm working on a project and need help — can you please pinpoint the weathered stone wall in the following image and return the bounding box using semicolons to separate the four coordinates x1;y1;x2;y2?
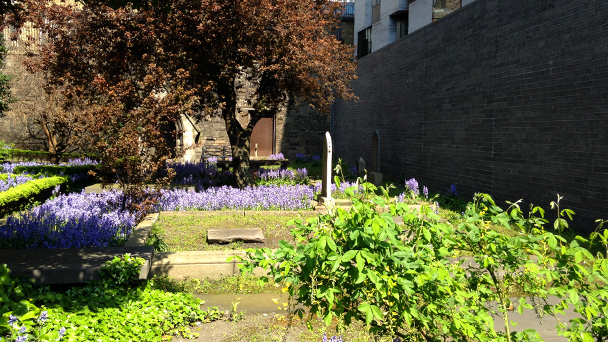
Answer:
334;0;608;231
0;52;47;150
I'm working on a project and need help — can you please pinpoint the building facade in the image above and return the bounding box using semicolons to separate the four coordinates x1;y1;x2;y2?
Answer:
354;0;476;57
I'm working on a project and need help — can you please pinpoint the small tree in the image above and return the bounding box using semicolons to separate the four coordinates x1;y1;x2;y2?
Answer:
23;0;196;201
26;0;357;188
0;34;15;118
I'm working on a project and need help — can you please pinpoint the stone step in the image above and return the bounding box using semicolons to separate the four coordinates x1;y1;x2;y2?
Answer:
207;228;265;244
1;246;154;284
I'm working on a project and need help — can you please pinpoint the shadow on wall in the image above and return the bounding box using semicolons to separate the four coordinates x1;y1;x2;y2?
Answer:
277;103;331;159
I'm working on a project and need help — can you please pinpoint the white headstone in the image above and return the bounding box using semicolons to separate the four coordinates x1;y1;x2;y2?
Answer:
317;132;335;206
358;157;366;178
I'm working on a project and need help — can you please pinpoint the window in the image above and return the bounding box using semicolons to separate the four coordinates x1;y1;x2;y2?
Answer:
357;27;372;58
394;14;408;39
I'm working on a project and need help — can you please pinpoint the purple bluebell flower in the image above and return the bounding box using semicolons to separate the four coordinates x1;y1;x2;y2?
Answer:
19;326;26;334
207;157;218;164
311;154;321;162
405;178;419;197
267;153;285;160
16;336;28;342
38;311;48;324
397;192;406;203
58;327;66;337
8;314;18;326
430;201;440;214
295;153;307;161
447;184;458;196
423;186;429;198
348;164;357;177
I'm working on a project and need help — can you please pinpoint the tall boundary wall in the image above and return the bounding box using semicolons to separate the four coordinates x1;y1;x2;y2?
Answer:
334;0;608;231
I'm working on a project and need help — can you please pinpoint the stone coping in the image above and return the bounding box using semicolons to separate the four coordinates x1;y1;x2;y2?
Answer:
1;246;154;284
84;183;195;194
158;210;319;218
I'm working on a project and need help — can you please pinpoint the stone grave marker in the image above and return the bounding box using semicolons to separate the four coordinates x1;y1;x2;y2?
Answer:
316;132;335;207
368;130;383;185
207;228;265;244
358;157;366;178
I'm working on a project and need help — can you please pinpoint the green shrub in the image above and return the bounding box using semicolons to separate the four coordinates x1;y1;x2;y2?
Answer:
239;180;608;341
12;165;97;176
0;140;14;161
0;176;68;217
6;149;97;163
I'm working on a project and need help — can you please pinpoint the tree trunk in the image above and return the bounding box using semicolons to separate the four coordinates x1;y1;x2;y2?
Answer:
41;116;60;164
219;77;254;189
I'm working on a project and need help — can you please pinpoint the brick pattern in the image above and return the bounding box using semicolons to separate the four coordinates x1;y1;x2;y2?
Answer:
334;0;608;231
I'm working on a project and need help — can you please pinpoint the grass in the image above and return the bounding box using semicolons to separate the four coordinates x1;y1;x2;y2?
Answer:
148;212;319;252
151;274;281;295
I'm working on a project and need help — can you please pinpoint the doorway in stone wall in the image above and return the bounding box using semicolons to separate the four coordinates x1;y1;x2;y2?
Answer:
250;117;274;157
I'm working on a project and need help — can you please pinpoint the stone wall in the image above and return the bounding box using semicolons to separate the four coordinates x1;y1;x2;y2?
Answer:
334;0;608;231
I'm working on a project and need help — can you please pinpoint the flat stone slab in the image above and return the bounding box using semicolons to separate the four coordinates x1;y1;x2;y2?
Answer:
207;229;265;244
0;246;154;284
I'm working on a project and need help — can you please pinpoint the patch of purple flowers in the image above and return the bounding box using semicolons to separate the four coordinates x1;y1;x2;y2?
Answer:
311;154;321;162
1;190;137;249
158;185;315;211
0;161;45;174
295;153;307;162
66;157;99;166
169;161;235;190
423;185;429;198
257;168;309;185
267;153;285;160
322;333;343;342
0;174;35;192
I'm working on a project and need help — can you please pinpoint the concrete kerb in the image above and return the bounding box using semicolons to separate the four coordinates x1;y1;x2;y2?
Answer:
150;250;270;280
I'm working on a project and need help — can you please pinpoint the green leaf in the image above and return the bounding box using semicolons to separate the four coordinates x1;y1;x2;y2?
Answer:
317;236;327;253
355;270;367;284
423;227;431;242
371;305;383;320
343;250;358;262
569;289;579;305
331;258;341;272
324;310;333;326
356;251;365;272
327;237;337;251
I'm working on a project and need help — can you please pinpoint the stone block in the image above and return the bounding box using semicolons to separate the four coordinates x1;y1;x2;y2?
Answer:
368;171;383;186
1;246;154;284
207;228;265;244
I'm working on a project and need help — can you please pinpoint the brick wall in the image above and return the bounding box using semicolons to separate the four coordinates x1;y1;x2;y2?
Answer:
334;0;608;231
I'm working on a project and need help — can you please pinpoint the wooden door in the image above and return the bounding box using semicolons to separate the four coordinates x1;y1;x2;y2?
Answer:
250;118;274;157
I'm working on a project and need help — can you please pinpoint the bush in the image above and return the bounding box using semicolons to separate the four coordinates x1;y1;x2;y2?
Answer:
240;180;608;341
0;176;68;218
6;149;97;163
11;164;98;176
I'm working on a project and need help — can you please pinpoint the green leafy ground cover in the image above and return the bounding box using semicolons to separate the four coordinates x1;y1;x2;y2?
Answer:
148;212;318;252
0;255;223;342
